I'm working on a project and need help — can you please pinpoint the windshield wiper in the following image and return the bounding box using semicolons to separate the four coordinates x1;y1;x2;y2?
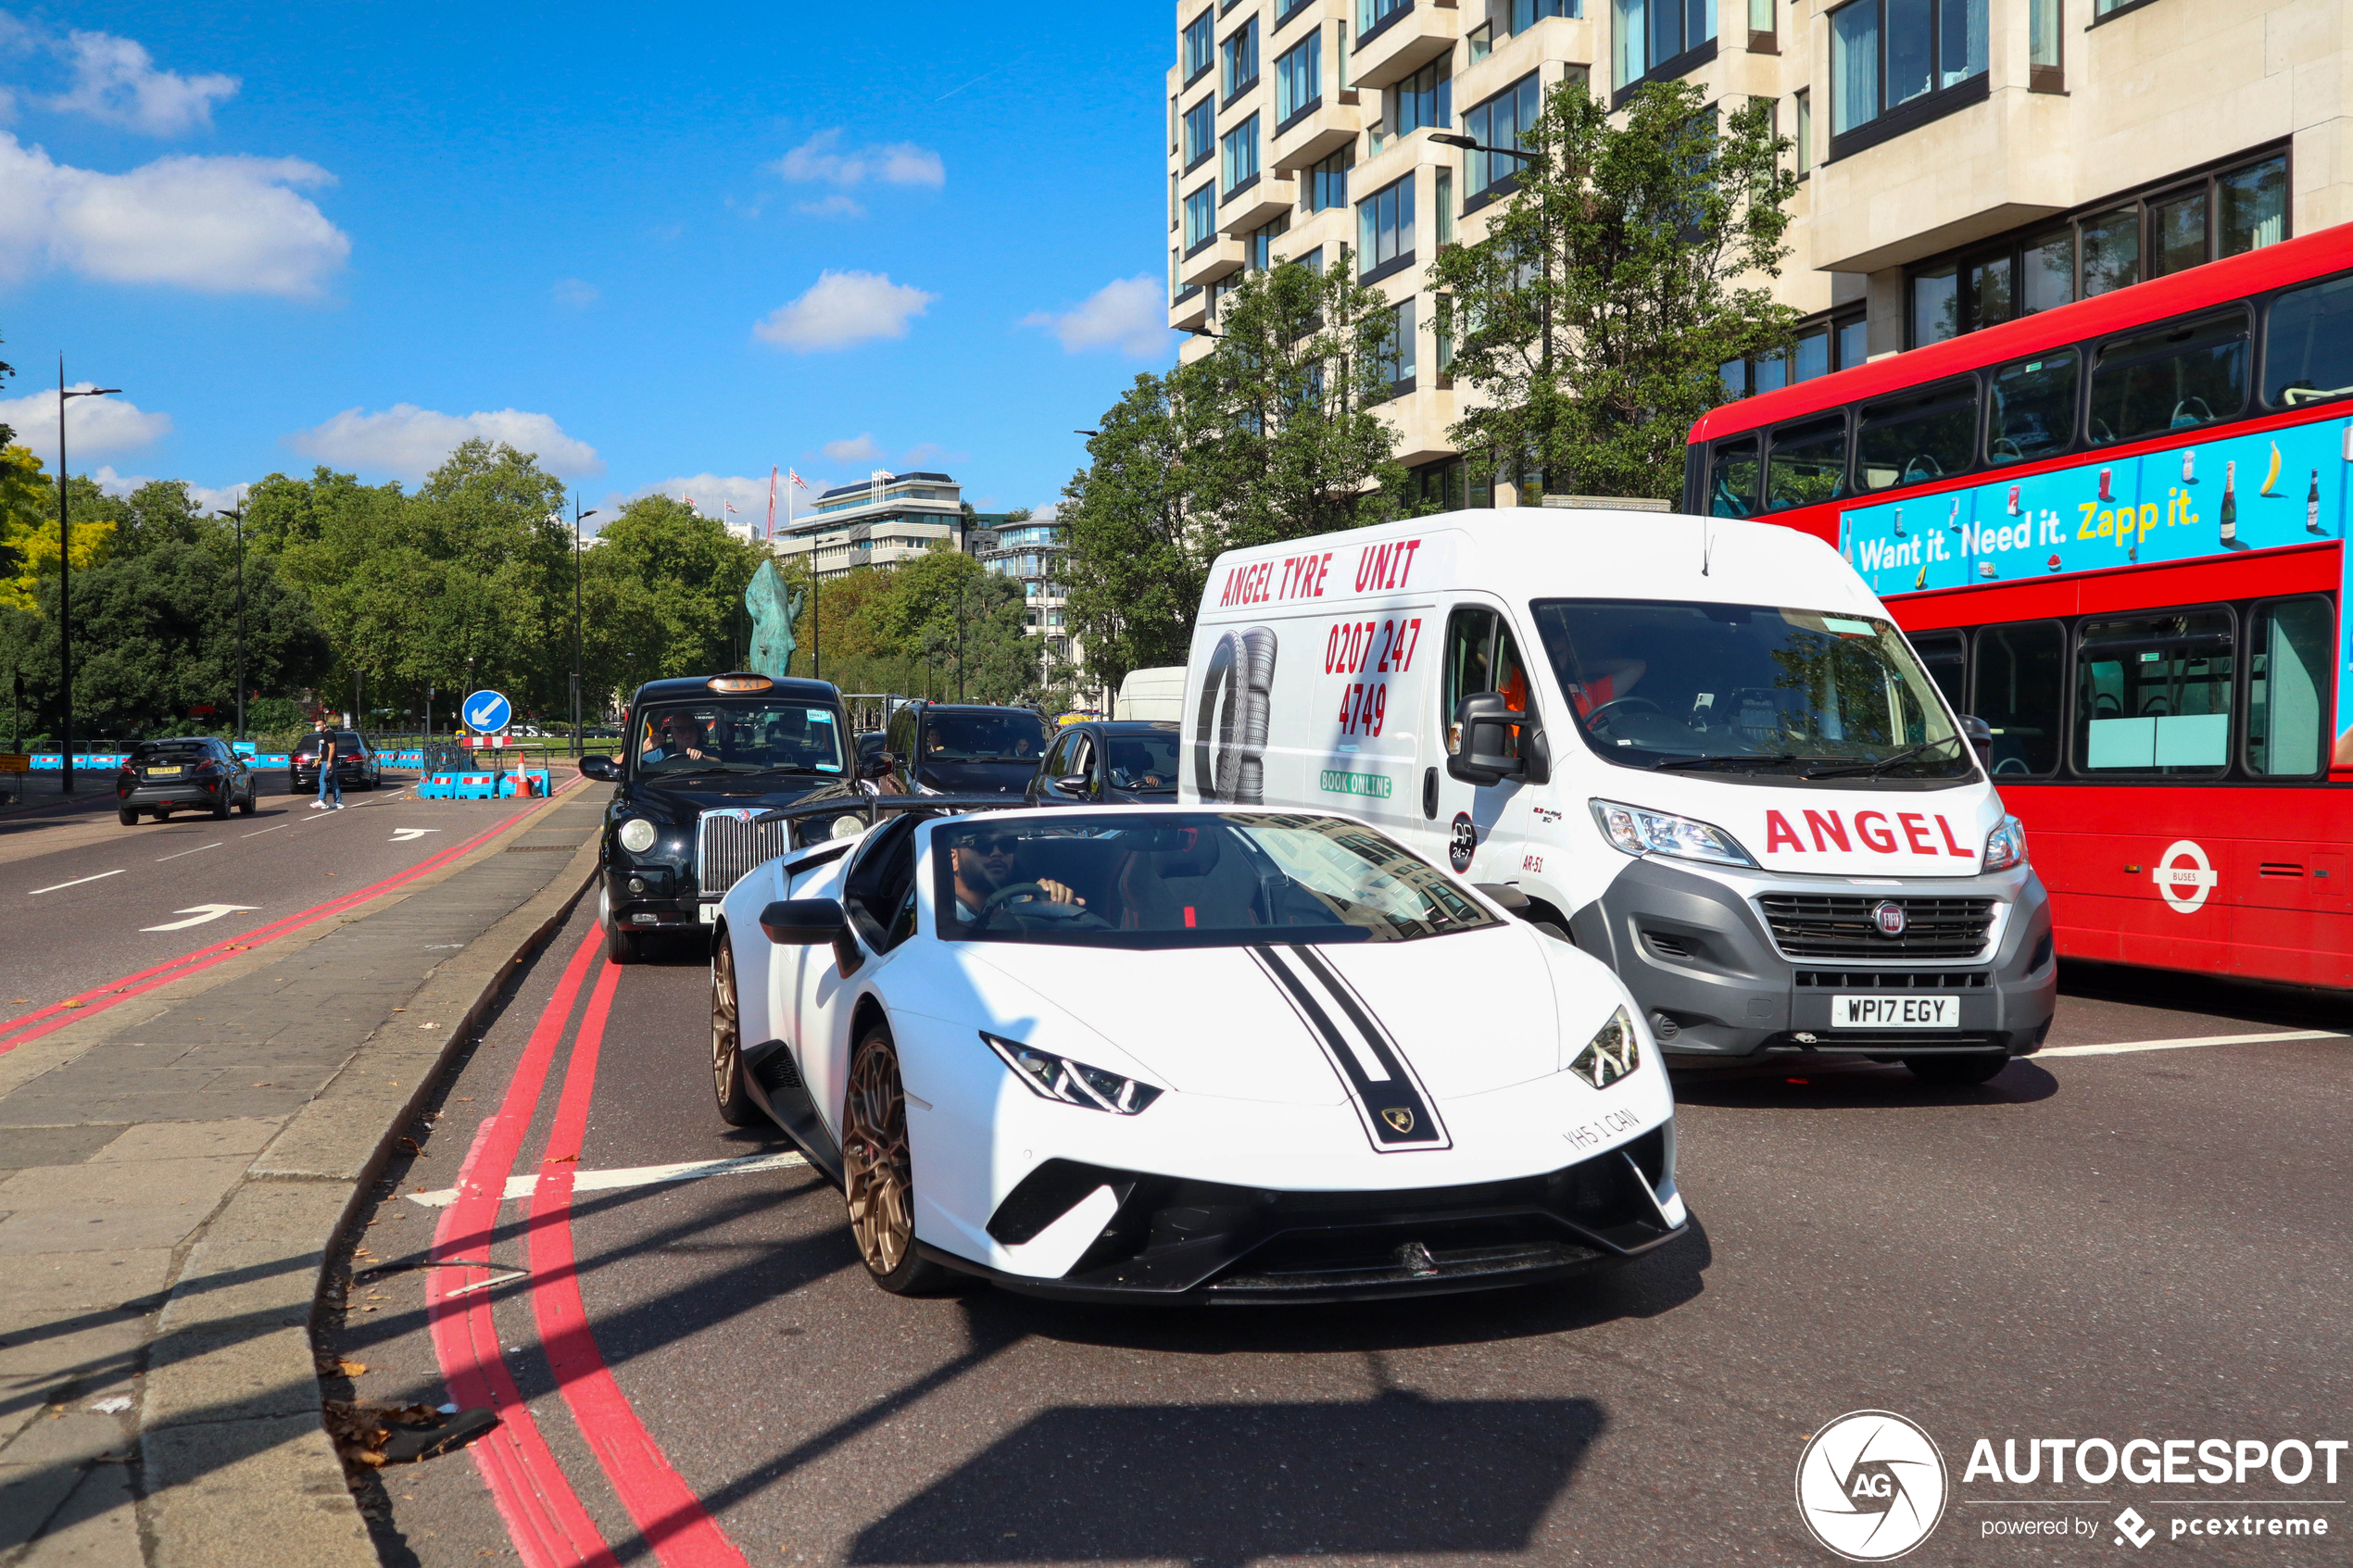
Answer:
1651;753;1799;772
1801;734;1964;780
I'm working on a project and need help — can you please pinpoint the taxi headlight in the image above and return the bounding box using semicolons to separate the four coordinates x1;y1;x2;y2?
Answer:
980;1032;1162;1115
617;817;658;854
1590;800;1756;868
1982;814;2027;872
1567;1006;1641;1089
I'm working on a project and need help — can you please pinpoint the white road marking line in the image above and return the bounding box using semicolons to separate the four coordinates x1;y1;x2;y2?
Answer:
403;1149;810;1208
142;903;260;932
29;869;124;896
155;842;221;862
2041;1028;2347;1059
243;824;289;837
391;827;441;842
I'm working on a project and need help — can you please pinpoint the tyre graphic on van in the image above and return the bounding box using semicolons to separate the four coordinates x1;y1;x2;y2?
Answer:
1192;626;1277;803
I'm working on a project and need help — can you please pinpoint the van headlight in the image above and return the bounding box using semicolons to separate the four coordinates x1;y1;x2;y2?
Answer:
1590;800;1756;868
617;817;658;853
1567;1006;1641;1088
1982;814;2027;872
981;1033;1163;1115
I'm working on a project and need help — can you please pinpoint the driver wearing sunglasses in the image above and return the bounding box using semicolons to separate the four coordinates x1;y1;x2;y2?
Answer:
949;831;1085;922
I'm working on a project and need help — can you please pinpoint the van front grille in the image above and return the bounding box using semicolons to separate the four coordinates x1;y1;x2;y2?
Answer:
1755;896;1994;960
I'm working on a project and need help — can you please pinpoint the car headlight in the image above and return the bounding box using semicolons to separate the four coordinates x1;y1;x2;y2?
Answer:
980;1032;1163;1115
617;817;658;853
1590;799;1756;868
913;781;944;797
1982;813;2027;872
1567;1006;1641;1089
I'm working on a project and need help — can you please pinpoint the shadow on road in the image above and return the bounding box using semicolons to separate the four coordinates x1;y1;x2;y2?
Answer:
1670;1059;2058;1110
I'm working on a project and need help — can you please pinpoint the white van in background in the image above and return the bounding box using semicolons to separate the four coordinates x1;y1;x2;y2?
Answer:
1182;508;2057;1084
1113;666;1188;721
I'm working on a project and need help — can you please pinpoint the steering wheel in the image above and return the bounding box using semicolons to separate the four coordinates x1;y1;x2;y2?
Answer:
1585;696;1664;731
1995;758;2030;774
975;882;1111;931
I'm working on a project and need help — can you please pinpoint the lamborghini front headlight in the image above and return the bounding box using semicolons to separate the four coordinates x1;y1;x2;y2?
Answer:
981;1032;1163;1115
1567;1006;1641;1089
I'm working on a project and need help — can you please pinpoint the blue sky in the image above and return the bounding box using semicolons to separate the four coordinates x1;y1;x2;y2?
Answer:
0;3;1177;527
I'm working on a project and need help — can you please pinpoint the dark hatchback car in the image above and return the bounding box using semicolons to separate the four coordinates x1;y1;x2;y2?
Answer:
579;673;875;962
1026;720;1181;805
884;702;1051;797
117;738;258;823
289;731;382;794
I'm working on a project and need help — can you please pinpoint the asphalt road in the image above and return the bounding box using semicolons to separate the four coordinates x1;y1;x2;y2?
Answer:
0;773;545;1022
331;905;2352;1568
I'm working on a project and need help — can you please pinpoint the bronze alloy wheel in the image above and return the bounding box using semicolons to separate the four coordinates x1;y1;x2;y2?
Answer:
843;1031;915;1276
710;938;759;1127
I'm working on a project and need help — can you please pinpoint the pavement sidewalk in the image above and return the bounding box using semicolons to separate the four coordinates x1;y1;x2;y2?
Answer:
0;781;609;1567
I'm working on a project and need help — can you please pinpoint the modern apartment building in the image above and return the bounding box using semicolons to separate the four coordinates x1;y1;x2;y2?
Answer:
977;514;1077;670
772;470;969;582
1167;0;2351;502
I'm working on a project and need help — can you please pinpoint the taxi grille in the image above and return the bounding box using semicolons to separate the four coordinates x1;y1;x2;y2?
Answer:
694;811;795;900
1755;895;1994;960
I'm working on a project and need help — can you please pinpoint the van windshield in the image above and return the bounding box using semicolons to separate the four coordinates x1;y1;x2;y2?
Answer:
1529;600;1970;779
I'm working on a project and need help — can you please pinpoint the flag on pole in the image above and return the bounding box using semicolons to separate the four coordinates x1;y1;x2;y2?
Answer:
788;469;811;491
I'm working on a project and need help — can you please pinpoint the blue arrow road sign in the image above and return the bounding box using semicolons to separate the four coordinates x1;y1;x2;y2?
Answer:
462;690;512;734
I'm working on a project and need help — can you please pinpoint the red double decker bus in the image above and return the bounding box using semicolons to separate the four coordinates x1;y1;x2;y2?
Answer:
1685;224;2352;991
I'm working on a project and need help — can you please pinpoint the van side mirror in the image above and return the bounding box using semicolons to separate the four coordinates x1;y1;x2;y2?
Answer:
1447;693;1547;787
1958;715;1994;771
760;897;848;945
579;755;619;782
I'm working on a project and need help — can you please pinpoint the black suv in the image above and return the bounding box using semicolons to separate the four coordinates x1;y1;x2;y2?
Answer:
1026;720;1181;804
579;673;875;962
117;738;258;823
883;702;1050;797
290;731;381;794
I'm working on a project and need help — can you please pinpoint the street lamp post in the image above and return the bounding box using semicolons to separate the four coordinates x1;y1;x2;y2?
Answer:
572;501;597;759
56;365;120;795
213;507;246;742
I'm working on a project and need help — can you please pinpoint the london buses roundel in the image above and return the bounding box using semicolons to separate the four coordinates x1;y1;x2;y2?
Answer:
2153;839;2218;914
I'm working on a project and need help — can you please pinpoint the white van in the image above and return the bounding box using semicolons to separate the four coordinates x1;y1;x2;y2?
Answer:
1113;666;1187;721
1182;508;2057;1083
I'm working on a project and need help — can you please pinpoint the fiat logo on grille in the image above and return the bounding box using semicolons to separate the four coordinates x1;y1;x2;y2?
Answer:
1872;901;1907;937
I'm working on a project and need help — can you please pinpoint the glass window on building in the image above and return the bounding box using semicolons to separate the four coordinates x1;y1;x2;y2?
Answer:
1247;213;1290;270
1361;0;1411;34
2149;185;2208;278
1222;16;1259;99
1837;315;1868;371
1463;72;1541;199
2219;154;2287;255
2074;610;2235;776
1306;145;1353;213
1512;0;1580;28
1831;0;1986;138
1793;88;1813;175
1185;183;1216;250
2079;205;2140;296
2020;228;2073;315
1392;52;1451;136
1184;8;1215;82
1357;174;1415;276
1613;0;1717;91
2246;597;2333;776
2263;270;2353;409
1222;115;1261;194
1910;263;1958;346
1277;31;1322;124
1376;297;1417;392
1792;324;1830;383
1183;96;1215;168
1973;621;2064;776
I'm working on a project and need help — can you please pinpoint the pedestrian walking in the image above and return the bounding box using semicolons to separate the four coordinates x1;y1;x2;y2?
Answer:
311;720;344;811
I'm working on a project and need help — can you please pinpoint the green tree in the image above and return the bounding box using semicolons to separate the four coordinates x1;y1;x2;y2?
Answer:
578;494;763;701
1428;78;1800;501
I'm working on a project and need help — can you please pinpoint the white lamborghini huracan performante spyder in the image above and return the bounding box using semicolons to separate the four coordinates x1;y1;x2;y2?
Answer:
710;803;1690;1302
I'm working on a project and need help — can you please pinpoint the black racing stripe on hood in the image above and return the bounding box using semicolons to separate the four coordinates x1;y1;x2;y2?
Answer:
1251;946;1449;1152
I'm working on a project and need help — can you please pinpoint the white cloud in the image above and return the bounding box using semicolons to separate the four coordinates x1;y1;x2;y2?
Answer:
773;128;945;190
0;382;173;462
900;442;964;468
1021;276;1173;358
0;132;348;296
86;468;245;515
48;29;238;136
1029;500;1062;523
792;194;864;220
286;405;603;481
551;277;598;307
753;270;935;353
823;433;883;463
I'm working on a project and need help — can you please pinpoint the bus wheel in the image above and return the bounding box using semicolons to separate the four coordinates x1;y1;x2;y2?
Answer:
1905;1052;2007;1086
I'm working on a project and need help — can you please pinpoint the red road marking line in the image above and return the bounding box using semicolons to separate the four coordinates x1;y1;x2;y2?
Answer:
426;926;620;1568
526;957;752;1568
0;801;545;1054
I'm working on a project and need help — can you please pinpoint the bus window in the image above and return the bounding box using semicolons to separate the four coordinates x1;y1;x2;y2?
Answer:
1987;350;2077;464
1974;621;2064;775
2072;609;2234;776
2263;271;2353;408
1709;437;1761;518
1910;630;1967;717
2246;596;2334;776
2087;308;2249;445
1856;377;1978;492
1765;414;1848;511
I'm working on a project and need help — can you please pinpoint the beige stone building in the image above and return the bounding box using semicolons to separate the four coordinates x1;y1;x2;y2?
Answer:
1166;0;2346;500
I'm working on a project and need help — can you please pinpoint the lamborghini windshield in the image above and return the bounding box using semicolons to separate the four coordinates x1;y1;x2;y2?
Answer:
932;812;1498;947
634;700;846;776
1529;600;1970;779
